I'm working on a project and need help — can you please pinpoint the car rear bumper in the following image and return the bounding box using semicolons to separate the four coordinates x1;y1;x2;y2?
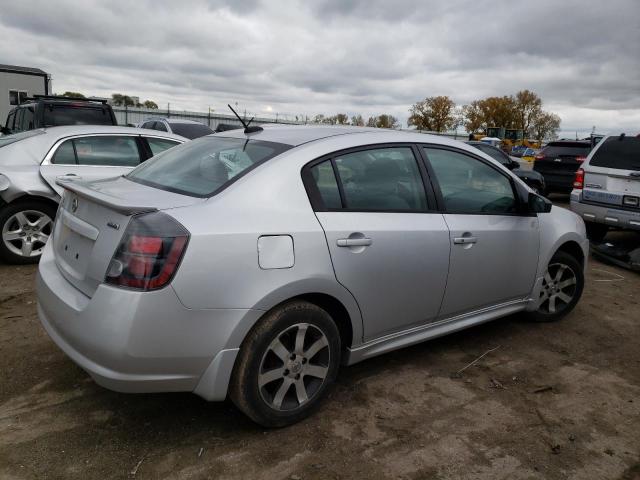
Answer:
570;191;640;231
36;243;263;400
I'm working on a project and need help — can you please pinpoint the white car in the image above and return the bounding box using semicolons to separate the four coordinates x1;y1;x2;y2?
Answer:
0;126;186;263
570;133;640;241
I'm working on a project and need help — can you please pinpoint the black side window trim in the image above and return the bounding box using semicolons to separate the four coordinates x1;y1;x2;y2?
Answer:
418;144;530;216
301;143;438;213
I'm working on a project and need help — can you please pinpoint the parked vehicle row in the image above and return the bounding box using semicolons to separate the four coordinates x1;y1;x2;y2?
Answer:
36;125;588;426
137;117;214;139
0;126;185;263
533;140;592;195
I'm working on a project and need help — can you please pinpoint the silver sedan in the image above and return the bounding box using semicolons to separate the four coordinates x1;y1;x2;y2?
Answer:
0;126;186;263
36;125;588;427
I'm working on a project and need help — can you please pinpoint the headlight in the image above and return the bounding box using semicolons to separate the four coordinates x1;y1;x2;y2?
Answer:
0;174;10;192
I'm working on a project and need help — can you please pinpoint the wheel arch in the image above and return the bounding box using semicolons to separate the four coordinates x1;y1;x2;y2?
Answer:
555;240;585;268
2;193;59;211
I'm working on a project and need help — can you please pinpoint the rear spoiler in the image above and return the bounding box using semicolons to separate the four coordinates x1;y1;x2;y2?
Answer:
56;178;158;215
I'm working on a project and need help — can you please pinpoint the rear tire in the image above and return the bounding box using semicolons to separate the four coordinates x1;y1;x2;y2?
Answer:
585;221;608;243
0;200;56;264
524;251;584;323
229;300;341;427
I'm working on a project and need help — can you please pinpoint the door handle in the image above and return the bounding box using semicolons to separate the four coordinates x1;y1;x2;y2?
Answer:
453;236;477;245
337;237;373;247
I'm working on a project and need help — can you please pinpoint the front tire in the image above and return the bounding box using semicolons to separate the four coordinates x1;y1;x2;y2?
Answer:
524;251;584;322
0;200;56;264
229;301;341;427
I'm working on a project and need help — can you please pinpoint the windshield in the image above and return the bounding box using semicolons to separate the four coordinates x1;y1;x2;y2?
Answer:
43;105;113;127
590;136;640;171
127;136;292;197
0;129;45;148
542;143;590;157
169;122;214;139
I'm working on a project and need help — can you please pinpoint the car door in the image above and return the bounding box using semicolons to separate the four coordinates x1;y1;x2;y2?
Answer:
39;134;144;196
421;146;539;317
303;145;451;341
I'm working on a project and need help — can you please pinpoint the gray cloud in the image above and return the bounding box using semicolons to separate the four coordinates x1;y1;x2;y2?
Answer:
0;0;638;134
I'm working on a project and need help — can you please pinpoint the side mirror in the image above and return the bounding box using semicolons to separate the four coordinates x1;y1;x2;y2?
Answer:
528;192;552;213
506;159;519;170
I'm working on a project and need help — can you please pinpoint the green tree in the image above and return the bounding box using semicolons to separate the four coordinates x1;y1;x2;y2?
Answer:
408;96;456;132
334;113;349;125
143;100;158;109
514;90;542;136
481;96;517;130
531;112;561;141
59;91;85;98
366;116;377;127
313;114;326;124
351;114;364;126
462;101;486;134
375;114;399;129
111;93;135;107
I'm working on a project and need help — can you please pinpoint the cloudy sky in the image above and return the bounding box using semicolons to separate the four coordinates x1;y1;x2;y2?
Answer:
1;0;638;135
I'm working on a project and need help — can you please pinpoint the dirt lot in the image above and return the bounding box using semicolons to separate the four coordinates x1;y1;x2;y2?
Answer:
1;206;639;479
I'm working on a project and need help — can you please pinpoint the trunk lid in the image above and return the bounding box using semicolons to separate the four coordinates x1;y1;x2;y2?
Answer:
52;176;202;297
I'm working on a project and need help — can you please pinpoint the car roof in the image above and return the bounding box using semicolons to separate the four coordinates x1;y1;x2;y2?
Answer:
35;125;186;139
214;124;466;147
142;117;208;125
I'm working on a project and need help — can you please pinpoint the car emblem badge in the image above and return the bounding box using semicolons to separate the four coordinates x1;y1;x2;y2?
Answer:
71;197;78;212
107;221;120;230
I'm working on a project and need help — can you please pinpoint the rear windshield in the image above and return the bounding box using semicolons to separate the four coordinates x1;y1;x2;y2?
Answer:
590;136;640;171
127;136;291;197
542;142;590;157
43;105;114;127
169;122;213;139
0;129;44;148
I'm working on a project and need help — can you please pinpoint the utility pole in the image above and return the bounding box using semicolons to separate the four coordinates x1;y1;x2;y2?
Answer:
167;103;170;118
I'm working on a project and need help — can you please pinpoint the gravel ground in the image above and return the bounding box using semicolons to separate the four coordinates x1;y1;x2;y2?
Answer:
1;201;639;480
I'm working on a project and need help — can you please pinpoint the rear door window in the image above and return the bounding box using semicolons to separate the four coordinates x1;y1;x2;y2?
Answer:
589;136;640;171
145;137;181;156
51;140;77;164
74;136;141;166
309;160;342;209
334;147;428;211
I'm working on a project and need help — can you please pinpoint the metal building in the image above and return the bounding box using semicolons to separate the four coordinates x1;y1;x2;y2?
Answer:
0;64;50;125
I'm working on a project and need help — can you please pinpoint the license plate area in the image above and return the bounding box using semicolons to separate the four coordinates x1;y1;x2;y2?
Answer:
54;223;95;280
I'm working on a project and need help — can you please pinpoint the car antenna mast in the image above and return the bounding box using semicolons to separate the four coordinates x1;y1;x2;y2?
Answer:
227;104;263;134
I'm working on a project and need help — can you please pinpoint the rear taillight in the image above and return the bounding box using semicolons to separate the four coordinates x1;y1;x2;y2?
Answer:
106;212;189;291
576;156;587;163
534;154;545;160
573;168;585;189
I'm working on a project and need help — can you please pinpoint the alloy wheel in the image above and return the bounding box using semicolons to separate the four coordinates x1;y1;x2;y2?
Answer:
538;262;577;314
258;322;330;411
2;210;53;258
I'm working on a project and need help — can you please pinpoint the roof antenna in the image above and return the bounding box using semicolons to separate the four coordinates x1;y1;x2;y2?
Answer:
227;104;263;134
619;132;626;140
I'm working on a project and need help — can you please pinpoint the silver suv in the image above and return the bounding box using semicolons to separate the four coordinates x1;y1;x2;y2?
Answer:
570;133;640;242
37;125;588;427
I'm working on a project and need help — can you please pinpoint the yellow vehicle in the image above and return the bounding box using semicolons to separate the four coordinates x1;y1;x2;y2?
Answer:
468;128;542;151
